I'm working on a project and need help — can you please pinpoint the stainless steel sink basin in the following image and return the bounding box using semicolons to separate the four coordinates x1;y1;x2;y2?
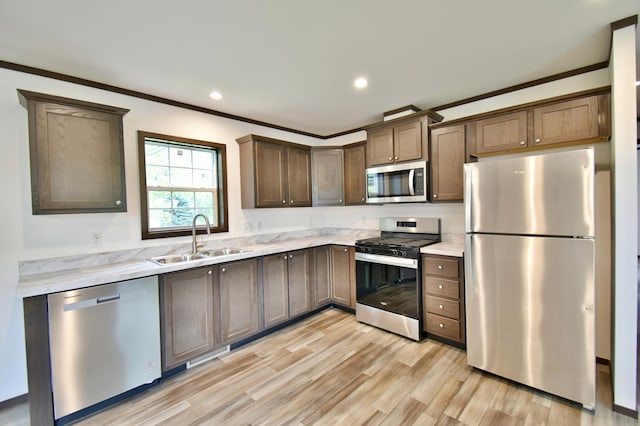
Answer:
149;248;248;265
149;253;209;265
200;248;247;257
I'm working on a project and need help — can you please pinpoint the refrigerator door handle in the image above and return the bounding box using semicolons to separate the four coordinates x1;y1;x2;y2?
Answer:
464;233;474;302
464;164;472;232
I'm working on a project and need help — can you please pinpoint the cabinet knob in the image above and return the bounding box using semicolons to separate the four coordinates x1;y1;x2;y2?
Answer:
115;200;122;206
284;255;288;259
438;265;443;270
439;323;444;328
395;156;398;160
208;270;212;275
535;138;541;144
519;141;525;146
290;200;294;203
289;254;293;259
344;248;348;252
282;200;286;204
221;267;226;273
433;194;438;199
439;304;444;309
438;284;443;289
388;157;392;161
361;197;365;201
339;199;342;202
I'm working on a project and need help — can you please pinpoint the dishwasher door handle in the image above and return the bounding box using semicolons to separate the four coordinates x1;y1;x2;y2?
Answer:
63;294;121;312
97;294;121;304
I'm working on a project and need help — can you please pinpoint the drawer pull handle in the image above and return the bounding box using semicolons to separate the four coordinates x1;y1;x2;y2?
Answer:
439;323;444;328
439;304;444;309
438;285;443;289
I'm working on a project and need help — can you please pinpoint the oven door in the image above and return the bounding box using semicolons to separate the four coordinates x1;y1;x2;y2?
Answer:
355;252;420;319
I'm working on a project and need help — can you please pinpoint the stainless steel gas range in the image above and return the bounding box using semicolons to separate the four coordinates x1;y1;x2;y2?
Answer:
355;217;441;340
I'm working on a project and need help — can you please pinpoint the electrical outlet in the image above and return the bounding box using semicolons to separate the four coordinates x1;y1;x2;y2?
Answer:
93;232;103;246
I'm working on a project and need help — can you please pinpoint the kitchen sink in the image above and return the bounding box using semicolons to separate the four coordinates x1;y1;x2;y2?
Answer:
200;248;247;257
149;248;249;265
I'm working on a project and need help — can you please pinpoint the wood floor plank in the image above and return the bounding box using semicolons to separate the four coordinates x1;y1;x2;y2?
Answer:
3;308;632;426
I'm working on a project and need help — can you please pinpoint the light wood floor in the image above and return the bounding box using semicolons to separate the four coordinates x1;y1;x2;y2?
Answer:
1;308;637;425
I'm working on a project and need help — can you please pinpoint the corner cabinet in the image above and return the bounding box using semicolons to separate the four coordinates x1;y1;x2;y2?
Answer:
218;258;260;344
313;245;356;309
430;124;465;202
422;254;465;345
237;134;312;208
160;267;217;371
18;90;129;214
311;148;344;206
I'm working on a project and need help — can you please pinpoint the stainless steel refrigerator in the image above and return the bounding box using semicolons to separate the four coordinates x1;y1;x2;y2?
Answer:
464;147;595;409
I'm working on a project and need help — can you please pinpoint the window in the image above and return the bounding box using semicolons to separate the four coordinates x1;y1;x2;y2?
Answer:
138;131;228;239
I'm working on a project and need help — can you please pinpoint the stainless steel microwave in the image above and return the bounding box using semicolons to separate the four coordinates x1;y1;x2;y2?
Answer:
366;160;428;203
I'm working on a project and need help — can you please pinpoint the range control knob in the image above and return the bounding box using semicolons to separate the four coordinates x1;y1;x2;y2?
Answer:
391;249;399;256
400;250;407;257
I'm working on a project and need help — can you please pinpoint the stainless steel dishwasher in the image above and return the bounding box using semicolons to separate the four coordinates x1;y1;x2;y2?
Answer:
47;276;161;419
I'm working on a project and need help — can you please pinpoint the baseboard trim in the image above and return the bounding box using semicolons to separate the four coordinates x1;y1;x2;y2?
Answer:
0;393;28;410
612;404;638;419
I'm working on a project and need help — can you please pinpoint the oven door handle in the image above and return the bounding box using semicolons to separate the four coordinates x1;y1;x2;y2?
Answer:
355;252;418;269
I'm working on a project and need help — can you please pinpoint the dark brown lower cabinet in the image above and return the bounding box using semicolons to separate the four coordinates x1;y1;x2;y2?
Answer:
262;249;312;327
330;245;353;308
219;258;259;344
422;254;466;345
313;246;332;307
160;267;217;371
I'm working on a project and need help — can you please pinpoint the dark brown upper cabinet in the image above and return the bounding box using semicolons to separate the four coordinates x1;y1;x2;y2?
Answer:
236;134;311;208
467;90;610;157
18;90;129;214
343;142;366;205
430;124;465;202
364;111;443;168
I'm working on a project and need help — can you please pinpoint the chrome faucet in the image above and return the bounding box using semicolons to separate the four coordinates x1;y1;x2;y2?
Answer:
192;214;211;254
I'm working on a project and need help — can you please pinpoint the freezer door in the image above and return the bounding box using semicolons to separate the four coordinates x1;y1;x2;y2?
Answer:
464;148;594;236
465;233;595;408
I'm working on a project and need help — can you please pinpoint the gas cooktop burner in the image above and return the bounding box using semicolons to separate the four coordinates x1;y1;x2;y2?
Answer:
356;236;440;248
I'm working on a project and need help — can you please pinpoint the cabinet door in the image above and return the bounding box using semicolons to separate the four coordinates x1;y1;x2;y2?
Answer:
430;125;465;202
255;142;287;207
366;127;394;166
161;268;215;371
312;149;344;206
533;96;599;146
287;147;312;207
262;254;290;328
219;259;259;344
475;111;527;154
393;120;422;162
313;246;332;307
27;99;127;214
330;245;351;307
344;144;366;205
288;249;312;317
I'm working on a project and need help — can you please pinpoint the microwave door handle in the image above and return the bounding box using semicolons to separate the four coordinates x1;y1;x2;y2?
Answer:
408;169;415;196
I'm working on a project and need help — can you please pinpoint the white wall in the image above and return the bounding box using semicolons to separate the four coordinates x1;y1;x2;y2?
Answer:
610;23;638;413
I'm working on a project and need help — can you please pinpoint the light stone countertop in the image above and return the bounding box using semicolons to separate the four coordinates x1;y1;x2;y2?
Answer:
420;234;465;257
17;230;376;299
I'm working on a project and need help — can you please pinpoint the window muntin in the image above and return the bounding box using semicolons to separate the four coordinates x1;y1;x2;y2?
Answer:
138;131;228;239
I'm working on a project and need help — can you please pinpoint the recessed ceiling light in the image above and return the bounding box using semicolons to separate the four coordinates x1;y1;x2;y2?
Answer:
209;91;223;100
354;77;368;89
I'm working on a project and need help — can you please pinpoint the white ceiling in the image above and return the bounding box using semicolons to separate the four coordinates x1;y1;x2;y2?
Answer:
0;0;638;136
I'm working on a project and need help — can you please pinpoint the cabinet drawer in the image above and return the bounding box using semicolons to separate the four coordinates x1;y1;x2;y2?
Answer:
425;313;461;341
423;257;459;279
425;296;459;320
424;277;460;299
